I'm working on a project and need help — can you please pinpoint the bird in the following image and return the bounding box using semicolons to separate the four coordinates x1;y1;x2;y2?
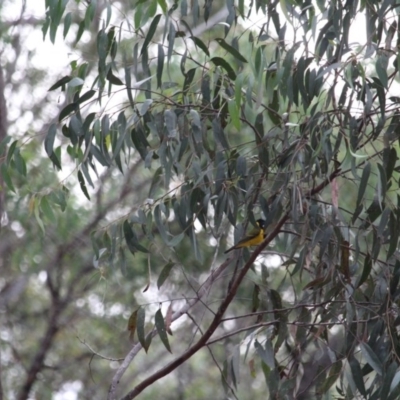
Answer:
224;219;266;254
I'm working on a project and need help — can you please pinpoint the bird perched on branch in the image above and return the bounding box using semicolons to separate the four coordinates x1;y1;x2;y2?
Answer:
224;219;266;254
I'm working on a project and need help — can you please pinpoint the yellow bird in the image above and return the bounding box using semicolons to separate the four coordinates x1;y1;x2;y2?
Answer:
224;219;266;254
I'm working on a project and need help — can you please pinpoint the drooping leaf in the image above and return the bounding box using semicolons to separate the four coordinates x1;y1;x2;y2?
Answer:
212;118;229;150
40;195;56;223
255;339;275;369
164;110;177;138
59;103;78;122
157;261;176;289
349;357;367;397
155;308;172;353
215;38;247;63
1;164;15;193
77;170;90;200
141;14;162;55
210;57;236;80
48;75;72;91
127;308;139;340
106;68;124;85
360;342;383;376
137;307;147;350
123;220;148;254
45;124;57;158
356;161;371;206
76;89;96;105
189;36;210;56
157;44;165;88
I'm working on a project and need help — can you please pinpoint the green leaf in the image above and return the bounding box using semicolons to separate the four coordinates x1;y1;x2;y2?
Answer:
48;75;72;91
236;151;247;172
84;0;96;27
69;115;84;137
76;89;96;105
77;170;90;200
167;22;176;66
34;197;46;234
204;0;212;22
376;54;388;89
140;99;153;116
123;220;148;254
389;370;400;398
45;124;57;158
13;149;27;176
137;307;147;351
106;69;123;85
105;2;112;27
255;46;262;76
357;253;372;288
59;103;78;122
255;339;275;369
131;125;150;160
157;0;167;13
215;38;247;63
40;196;56;223
235;73;243;109
157;44;165;88
381;362;397;400
212;118;229;150
141;14;162;55
6;140;18;166
228;99;241;130
127;308;138;340
349;357;366;397
167;232;184;247
210;57;236;80
155;308;172;353
154;204;170;244
0;135;11;158
51;186;68;212
189;36;210;56
183;68;196;94
157;261;176;289
75;20;86;45
90;144;110;167
385;147;397;181
360;342;383;375
356;161;371;206
164;110;177;138
1;164;15;193
63;12;72;39
377;162;387;204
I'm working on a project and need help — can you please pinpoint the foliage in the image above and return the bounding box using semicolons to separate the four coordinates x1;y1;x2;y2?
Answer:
3;0;400;399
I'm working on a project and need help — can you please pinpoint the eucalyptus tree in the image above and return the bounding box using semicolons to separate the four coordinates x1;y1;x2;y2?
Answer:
3;0;400;399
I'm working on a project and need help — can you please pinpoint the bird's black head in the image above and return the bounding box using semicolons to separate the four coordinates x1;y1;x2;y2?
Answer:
256;219;266;229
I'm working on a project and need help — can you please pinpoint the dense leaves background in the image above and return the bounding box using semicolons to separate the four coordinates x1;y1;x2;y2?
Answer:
2;0;400;399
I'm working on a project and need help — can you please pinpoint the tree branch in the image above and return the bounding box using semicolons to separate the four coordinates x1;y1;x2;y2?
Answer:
16;301;62;400
113;165;340;399
117;212;289;400
107;256;235;399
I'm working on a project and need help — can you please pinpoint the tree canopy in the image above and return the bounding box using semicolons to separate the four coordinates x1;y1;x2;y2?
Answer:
2;0;400;399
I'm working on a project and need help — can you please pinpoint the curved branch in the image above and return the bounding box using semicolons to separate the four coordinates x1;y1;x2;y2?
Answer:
113;164;341;399
107;256;235;399
117;212;289;400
